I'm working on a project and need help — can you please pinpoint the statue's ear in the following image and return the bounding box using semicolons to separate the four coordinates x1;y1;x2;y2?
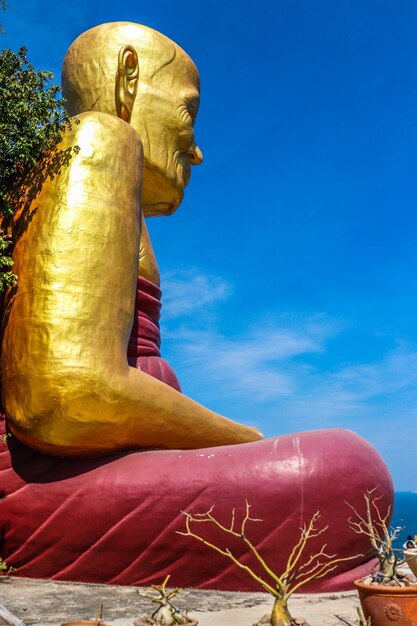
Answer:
115;45;139;123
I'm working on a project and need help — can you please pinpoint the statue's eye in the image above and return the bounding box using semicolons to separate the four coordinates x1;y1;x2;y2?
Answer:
178;104;193;125
186;97;200;120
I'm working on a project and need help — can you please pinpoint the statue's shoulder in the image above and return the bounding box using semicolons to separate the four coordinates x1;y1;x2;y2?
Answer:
8;112;143;234
62;111;143;161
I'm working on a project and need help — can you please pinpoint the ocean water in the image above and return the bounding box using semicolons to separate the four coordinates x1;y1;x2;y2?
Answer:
391;492;417;549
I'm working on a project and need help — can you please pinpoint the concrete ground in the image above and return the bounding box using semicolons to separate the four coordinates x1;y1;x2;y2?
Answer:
0;576;362;626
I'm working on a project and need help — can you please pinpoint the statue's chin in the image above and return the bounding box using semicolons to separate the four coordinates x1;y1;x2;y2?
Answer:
141;162;184;217
142;201;177;217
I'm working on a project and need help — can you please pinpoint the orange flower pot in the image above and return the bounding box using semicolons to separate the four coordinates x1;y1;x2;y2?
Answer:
404;549;417;577
355;579;417;625
61;622;109;626
133;617;198;626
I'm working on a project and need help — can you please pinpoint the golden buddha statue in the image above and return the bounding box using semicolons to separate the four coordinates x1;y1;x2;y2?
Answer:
0;24;394;593
0;22;262;456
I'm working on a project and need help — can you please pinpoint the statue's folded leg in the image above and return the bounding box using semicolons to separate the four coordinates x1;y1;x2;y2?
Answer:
0;417;392;591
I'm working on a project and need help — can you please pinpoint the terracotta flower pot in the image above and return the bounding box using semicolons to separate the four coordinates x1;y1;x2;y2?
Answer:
355;579;417;626
61;622;109;626
133;617;198;626
404;549;417;577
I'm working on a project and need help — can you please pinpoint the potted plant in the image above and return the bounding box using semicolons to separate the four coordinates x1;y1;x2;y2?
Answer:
134;575;197;625
347;488;417;626
178;501;358;626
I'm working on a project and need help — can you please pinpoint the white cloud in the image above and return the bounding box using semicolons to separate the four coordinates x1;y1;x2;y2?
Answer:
161;270;230;319
166;319;335;401
159;267;417;489
166;321;417;446
275;346;417;428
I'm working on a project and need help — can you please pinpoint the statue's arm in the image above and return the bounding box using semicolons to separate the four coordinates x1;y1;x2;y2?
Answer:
2;111;262;456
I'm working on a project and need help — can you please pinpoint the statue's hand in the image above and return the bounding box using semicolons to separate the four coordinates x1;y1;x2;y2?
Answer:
248;425;263;439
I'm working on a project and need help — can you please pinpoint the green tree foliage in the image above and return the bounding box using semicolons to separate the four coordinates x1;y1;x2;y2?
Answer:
0;3;73;291
0;555;13;575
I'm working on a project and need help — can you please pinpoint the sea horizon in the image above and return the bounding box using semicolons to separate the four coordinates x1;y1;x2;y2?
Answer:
391;491;417;549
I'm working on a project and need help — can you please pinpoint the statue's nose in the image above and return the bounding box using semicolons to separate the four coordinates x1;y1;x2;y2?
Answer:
187;144;203;165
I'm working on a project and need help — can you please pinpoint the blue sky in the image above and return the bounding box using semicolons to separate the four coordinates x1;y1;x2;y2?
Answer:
2;1;417;490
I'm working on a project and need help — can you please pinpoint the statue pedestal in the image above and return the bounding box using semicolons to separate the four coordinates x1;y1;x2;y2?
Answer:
0;417;391;591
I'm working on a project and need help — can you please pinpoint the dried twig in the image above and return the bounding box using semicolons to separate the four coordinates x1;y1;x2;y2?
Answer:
178;501;360;626
347;488;402;582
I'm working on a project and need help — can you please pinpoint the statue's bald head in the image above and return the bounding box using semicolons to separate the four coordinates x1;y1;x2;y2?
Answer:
62;22;199;116
62;22;203;215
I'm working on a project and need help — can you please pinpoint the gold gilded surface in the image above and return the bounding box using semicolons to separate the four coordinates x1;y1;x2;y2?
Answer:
1;22;262;456
138;215;160;286
62;22;203;217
